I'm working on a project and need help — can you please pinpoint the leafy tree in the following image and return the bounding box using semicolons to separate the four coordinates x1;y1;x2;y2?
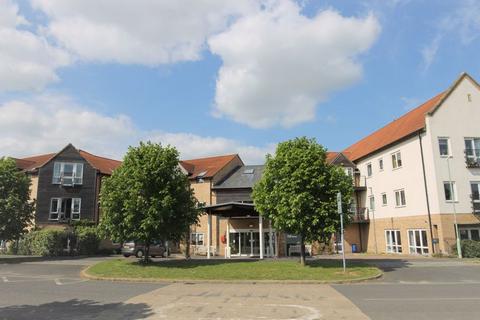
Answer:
253;137;353;266
0;157;35;243
99;142;200;262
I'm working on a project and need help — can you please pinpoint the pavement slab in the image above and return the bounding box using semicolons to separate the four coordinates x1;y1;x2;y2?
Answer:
125;283;369;320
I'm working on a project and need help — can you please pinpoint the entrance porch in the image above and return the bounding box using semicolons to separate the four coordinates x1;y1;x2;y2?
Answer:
203;202;278;259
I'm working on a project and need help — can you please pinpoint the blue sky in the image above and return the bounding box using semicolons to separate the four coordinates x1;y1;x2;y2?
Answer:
1;0;480;163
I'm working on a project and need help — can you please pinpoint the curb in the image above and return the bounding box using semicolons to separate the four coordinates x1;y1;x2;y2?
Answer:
80;265;383;285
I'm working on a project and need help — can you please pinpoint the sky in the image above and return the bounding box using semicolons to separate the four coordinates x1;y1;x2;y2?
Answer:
1;0;480;164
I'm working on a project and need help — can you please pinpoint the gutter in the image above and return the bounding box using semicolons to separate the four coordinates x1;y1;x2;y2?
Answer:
418;131;435;254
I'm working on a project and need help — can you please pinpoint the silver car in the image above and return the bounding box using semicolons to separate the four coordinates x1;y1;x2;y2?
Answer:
121;240;166;258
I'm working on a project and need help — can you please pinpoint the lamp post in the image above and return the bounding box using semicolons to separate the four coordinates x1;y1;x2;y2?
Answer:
446;156;462;258
337;192;346;273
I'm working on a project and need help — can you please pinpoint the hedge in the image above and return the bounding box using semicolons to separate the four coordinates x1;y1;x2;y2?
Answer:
15;225;101;257
452;240;480;258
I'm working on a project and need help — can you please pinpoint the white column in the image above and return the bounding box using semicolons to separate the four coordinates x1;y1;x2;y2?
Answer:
268;220;274;258
226;218;230;259
207;214;212;259
259;215;264;259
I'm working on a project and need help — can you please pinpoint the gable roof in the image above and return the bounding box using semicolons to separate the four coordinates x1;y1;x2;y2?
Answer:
326;152;339;164
179;154;241;179
213;165;265;189
14;145;121;175
343;72;480;162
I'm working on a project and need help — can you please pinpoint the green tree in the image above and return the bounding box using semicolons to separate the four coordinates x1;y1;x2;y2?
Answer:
252;137;353;266
0;157;35;243
99;142;200;262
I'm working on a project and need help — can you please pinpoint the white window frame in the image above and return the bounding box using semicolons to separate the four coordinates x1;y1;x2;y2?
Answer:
471;182;480;213
52;162;84;185
49;198;61;220
385;230;402;253
369;195;375;211
395;189;406;207
381;193;387;206
443;181;457;202
190;232;205;246
378;158;384;171
408;229;429;255
391;151;402;169
345;167;353;177
465;138;480;160
366;163;373;177
438;137;451;157
71;198;81;220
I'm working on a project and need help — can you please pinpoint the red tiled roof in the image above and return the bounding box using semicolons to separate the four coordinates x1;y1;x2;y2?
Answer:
14;148;121;175
78;150;122;175
326;152;339;164
343;92;446;161
180;154;240;179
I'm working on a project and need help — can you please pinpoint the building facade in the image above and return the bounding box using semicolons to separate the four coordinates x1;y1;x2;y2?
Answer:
343;73;480;255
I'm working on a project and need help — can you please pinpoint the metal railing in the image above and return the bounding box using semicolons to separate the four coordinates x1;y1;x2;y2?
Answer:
349;207;369;223
465;149;480;168
354;175;367;188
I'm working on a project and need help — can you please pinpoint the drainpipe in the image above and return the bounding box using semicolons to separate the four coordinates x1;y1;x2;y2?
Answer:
418;132;435;254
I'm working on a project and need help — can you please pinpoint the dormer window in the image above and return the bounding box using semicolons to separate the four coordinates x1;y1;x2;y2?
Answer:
53;162;84;185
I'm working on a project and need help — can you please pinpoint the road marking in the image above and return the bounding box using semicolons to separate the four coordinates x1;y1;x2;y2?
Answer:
365;297;480;302
1;277;8;283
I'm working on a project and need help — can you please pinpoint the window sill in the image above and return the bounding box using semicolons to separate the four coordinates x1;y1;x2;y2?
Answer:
445;200;459;203
392;166;403;171
395;205;406;208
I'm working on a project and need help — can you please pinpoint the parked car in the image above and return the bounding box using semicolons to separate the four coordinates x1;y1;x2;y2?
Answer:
121;240;167;258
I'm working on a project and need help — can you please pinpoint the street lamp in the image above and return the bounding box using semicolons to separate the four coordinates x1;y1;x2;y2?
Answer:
446;156;462;258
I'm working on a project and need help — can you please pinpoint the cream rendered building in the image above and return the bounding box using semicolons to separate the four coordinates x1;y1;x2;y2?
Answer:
344;73;480;255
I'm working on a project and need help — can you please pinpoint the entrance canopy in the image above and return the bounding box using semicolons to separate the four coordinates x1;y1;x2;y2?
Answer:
203;202;258;218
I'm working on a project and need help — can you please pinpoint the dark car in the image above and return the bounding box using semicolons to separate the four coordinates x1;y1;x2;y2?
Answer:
121;240;167;258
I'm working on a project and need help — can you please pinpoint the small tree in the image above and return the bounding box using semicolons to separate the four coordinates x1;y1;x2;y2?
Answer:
0;157;35;244
99;142;200;262
253;137;353;266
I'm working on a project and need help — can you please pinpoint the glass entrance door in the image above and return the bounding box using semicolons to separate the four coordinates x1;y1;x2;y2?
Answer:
229;230;276;257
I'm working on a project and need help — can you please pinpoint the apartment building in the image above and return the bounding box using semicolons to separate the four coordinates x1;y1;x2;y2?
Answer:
342;73;480;255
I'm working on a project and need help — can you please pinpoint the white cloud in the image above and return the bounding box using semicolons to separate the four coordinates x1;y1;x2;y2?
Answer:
422;0;480;70
209;0;380;128
31;0;257;65
0;95;273;164
0;0;70;92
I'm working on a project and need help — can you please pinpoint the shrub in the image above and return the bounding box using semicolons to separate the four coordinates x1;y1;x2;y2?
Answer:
75;226;100;255
17;229;70;256
452;240;480;258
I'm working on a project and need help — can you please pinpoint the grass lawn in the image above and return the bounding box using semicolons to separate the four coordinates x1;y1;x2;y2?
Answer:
86;258;381;282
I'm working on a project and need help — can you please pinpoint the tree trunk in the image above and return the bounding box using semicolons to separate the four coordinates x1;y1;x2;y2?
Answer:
185;228;191;259
300;235;306;266
144;242;150;263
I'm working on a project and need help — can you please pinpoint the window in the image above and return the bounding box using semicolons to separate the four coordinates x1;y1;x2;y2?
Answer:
465;138;480;160
459;228;480;241
443;181;457;202
471;182;480;213
52;162;84;185
190;233;204;246
369;196;375;211
345;167;353;177
378;158;384;171
408;229;429;255
385;230;402;253
49;198;81;221
395;189;406;207
72;198;81;220
49;198;60;220
382;193;387;206
367;163;372;177
391;151;402;169
438;138;450;157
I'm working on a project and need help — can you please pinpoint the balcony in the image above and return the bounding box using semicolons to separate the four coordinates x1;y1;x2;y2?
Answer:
349;207;369;223
465;149;480;168
354;175;367;191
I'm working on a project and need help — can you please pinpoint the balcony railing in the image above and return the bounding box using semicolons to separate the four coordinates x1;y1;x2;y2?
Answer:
354;175;367;189
465;149;480;168
349;207;369;223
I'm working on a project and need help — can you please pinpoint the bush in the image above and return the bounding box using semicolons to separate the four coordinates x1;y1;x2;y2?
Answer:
17;229;70;256
74;226;100;255
452;240;480;258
